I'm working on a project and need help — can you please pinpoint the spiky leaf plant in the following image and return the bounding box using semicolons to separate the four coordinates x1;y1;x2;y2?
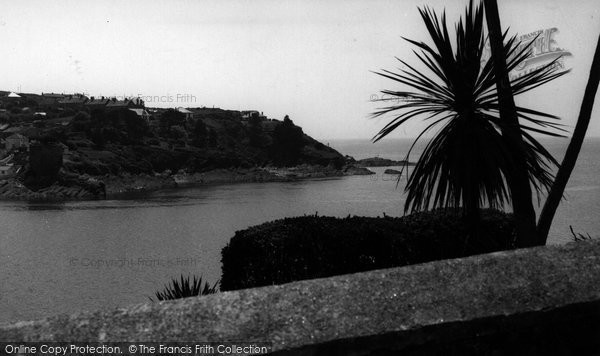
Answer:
569;226;595;242
372;1;569;219
152;275;219;301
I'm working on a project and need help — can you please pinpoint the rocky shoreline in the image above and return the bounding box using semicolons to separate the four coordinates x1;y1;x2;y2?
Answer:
355;157;416;167
172;164;375;186
0;164;375;201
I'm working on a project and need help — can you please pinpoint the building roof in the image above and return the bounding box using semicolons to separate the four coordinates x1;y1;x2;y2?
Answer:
129;108;150;116
104;97;144;108
58;94;88;104
130;97;144;107
106;99;131;108
177;108;193;114
38;97;61;106
7;92;21;98
85;98;110;106
41;93;66;99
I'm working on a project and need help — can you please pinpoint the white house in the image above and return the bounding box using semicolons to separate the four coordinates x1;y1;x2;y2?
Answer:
176;108;194;121
129;108;151;123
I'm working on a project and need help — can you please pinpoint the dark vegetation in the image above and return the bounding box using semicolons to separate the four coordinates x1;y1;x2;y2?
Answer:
23;141;64;190
271;115;305;166
220;209;515;291
63;108;338;174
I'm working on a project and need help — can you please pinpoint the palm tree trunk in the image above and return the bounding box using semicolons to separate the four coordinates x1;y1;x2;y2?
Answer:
537;34;600;244
464;193;480;253
483;0;539;247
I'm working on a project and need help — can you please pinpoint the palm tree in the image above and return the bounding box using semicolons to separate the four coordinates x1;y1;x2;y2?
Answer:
372;0;568;240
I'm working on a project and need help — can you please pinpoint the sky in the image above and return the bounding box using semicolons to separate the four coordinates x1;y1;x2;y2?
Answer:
0;0;599;140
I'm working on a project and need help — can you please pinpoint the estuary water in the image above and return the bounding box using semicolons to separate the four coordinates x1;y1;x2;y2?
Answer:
1;138;599;323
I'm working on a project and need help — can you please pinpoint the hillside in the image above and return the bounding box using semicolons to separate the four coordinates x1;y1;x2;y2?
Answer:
0;104;370;199
60;109;347;175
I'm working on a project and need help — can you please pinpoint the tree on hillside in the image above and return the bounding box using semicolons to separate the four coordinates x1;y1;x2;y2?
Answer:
372;1;568;243
71;111;92;132
90;109;108;126
89;127;106;148
89;110;109;147
248;114;263;147
159;109;186;135
107;109;149;140
272;115;304;166
124;111;149;139
192;119;208;147
208;127;218;148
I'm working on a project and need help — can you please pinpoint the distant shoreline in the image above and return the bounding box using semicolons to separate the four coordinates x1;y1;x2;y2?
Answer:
354;157;416;167
0;153;422;201
0;163;376;201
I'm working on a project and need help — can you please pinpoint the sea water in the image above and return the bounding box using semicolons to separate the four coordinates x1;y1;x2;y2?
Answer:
1;138;598;323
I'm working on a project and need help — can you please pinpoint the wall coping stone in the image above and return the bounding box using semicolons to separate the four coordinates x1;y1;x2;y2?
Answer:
2;240;600;354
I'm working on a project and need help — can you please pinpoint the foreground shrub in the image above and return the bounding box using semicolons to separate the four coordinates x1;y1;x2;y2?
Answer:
152;275;219;301
221;209;515;291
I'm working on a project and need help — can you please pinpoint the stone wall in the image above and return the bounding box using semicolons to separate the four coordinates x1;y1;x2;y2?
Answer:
2;240;599;354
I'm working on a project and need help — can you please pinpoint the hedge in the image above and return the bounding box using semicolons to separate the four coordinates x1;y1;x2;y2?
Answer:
220;209;516;291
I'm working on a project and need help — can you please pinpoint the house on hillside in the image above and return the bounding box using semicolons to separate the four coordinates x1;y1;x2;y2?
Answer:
5;133;29;151
58;94;88;109
241;110;267;121
129;108;151;123
106;98;132;110
241;110;259;120
0;92;22;106
39;93;66;110
176;107;194;121
41;93;66;100
85;97;110;112
130;97;145;108
106;97;145;111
